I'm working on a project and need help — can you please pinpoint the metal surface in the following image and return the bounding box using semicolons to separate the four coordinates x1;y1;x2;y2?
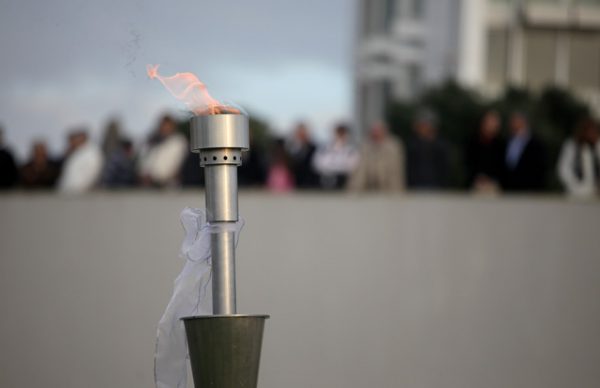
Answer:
204;165;238;223
190;114;249;151
185;114;269;388
199;149;243;167
183;315;269;388
211;231;237;315
190;113;249;315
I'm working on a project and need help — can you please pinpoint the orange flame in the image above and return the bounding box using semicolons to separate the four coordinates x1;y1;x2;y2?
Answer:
147;64;239;115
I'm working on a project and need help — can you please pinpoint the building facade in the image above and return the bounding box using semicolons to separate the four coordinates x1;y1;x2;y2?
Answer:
355;0;600;133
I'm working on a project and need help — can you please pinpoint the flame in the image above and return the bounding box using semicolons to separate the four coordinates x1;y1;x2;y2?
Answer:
146;64;239;115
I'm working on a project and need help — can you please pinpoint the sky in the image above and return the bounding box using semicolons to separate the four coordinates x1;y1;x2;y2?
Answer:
0;0;357;160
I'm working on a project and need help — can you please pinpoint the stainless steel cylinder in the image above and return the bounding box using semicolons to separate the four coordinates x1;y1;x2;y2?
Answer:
204;165;238;222
211;231;237;314
190;114;249;152
190;113;248;315
185;114;268;388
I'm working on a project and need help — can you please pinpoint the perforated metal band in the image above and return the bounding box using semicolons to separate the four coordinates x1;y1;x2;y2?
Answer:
199;149;243;167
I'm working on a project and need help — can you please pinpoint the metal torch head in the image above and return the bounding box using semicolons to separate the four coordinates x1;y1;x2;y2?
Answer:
190;113;249;223
190;114;249;167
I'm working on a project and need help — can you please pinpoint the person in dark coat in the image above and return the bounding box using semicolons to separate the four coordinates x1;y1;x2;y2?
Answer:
0;128;19;189
238;148;267;188
20;140;60;189
101;139;137;188
502;112;547;191
406;110;450;190
464;110;505;192
180;152;204;187
287;122;318;189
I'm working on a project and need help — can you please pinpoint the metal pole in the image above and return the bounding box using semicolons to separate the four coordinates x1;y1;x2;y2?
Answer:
185;113;269;388
210;231;237;314
190;114;249;316
204;164;239;314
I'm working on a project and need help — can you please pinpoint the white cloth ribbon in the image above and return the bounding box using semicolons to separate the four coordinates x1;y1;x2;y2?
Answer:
154;207;244;388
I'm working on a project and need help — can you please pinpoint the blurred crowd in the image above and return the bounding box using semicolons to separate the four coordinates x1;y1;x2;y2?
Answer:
0;110;599;198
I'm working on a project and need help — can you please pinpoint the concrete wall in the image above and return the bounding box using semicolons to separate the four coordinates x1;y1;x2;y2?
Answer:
1;192;599;388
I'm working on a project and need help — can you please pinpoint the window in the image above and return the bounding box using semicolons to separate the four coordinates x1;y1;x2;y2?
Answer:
362;0;397;36
524;29;557;90
362;0;376;36
384;0;397;32
411;0;425;19
408;64;423;97
569;31;600;90
486;28;509;85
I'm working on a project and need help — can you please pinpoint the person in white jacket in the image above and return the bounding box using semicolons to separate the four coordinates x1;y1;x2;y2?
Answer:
139;115;187;187
312;124;359;189
557;118;600;198
57;130;104;194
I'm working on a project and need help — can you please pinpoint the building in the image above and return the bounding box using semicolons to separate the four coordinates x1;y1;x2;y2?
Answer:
355;0;600;133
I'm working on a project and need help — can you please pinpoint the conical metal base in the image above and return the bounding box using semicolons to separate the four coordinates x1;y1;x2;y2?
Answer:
183;315;269;388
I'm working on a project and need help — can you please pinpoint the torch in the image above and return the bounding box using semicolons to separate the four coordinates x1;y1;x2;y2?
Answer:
190;113;247;314
183;112;269;388
148;65;268;388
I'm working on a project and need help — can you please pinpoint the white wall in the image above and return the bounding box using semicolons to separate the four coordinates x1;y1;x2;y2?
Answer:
1;192;599;388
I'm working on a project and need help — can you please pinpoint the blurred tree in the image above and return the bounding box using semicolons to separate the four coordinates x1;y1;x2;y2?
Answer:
421;81;485;144
536;86;589;139
387;81;485;187
247;113;271;151
386;100;416;142
240;113;271;187
175;115;193;140
490;86;534;120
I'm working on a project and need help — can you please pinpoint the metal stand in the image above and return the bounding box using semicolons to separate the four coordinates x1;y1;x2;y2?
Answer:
192;113;248;314
183;315;269;388
183;113;268;388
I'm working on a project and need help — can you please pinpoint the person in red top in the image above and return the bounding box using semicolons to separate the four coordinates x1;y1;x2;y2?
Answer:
267;138;294;193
